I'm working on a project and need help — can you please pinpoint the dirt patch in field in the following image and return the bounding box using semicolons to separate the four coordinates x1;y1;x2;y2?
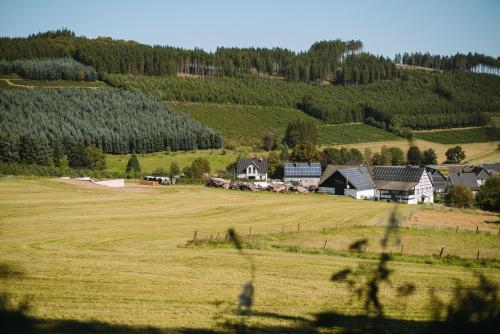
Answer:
413;208;499;233
56;178;161;193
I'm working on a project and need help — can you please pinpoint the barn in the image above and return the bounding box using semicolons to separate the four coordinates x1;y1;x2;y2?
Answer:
318;166;376;199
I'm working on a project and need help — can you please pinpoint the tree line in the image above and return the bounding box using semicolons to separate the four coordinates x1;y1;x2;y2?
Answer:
0;57;98;81
0;29;394;84
0;88;223;160
395;52;500;72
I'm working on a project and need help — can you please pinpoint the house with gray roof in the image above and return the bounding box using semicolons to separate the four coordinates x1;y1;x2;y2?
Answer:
236;158;268;181
284;162;322;186
446;172;480;193
319;166;376;199
372;166;433;204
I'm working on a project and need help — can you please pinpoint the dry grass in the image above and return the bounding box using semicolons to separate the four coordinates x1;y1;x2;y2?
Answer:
325;139;500;164
0;178;499;331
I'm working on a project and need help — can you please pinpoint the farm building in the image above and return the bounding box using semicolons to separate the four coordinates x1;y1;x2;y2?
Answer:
284;162;321;186
372;166;434;204
446;172;480;193
236;158;268;181
318;166;376;199
426;169;447;197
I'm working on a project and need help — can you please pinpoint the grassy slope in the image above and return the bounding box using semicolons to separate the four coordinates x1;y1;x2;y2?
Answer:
172;103;320;146
0;178;499;331
106;149;252;173
324;139;500;164
414;127;500;144
174;102;402;146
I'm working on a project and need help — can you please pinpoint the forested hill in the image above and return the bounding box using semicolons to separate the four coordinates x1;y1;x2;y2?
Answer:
0;89;223;155
2;29;499;85
107;70;500;131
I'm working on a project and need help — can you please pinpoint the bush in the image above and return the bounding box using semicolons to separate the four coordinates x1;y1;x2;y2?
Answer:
445;184;474;208
475;176;500;212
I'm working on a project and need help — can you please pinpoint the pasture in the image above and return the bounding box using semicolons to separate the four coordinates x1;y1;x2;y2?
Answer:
414;127;500;144
105;149;243;174
173;102;402;146
1;178;499;332
324;139;500;164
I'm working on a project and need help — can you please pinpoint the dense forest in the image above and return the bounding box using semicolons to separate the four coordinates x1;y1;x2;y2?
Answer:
107;69;500;130
0;89;223;160
0;29;394;83
0;57;98;81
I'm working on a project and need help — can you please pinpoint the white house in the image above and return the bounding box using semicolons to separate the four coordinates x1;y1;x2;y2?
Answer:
372;166;433;204
318;166;376;199
284;162;321;186
236;158;268;181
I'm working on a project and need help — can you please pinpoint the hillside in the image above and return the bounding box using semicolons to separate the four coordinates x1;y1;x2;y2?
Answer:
0;89;222;155
108;70;500;132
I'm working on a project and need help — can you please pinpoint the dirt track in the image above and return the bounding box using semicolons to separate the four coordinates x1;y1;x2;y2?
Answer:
56;178;160;193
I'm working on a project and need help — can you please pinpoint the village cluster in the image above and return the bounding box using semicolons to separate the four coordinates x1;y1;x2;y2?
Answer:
206;158;499;205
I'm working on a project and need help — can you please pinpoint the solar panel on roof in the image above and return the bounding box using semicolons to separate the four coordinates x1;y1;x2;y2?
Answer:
338;167;375;190
284;163;321;177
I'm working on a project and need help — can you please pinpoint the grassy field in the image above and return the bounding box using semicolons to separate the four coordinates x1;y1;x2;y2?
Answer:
172;102;320;146
1;178;499;332
318;123;402;144
0;74;109;89
173;102;402;146
325;139;500;164
106;149;250;174
414;127;500;144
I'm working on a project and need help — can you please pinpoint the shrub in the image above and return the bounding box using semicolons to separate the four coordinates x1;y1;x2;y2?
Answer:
475;176;500;212
445;184;474;208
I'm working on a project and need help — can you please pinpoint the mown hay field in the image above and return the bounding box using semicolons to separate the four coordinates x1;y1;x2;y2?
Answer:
0;178;499;332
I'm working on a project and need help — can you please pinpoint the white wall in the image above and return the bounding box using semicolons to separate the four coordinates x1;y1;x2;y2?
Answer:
284;177;320;186
415;171;434;203
345;188;375;199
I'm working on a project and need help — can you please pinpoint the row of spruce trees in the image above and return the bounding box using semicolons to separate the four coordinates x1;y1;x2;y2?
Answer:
0;88;223;156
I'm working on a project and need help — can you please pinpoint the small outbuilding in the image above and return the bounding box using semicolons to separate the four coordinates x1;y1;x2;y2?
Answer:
284;162;321;186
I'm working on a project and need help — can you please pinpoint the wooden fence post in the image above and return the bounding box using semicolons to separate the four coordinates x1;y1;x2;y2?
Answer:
456;225;458;233
297;222;301;233
400;244;404;255
209;234;213;242
476;226;479;234
248;227;252;237
216;232;219;241
476;250;480;260
281;224;284;233
439;247;444;257
323;239;328;249
224;233;228;242
192;230;198;242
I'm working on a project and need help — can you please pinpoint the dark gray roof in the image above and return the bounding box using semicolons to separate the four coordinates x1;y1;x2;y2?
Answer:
320;164;365;184
284;162;321;177
338;167;375;190
474;167;491;180
372;166;424;182
482;163;500;173
237;158;268;174
428;170;447;189
447;172;479;191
